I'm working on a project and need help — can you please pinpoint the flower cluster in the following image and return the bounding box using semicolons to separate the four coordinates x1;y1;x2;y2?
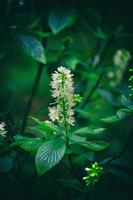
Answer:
83;162;103;186
49;67;75;126
108;49;131;87
0;122;7;137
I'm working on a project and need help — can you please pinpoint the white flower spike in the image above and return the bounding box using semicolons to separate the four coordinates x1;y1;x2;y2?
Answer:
49;66;75;126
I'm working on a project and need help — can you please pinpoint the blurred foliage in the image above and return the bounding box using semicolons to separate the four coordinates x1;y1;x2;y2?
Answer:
0;0;133;200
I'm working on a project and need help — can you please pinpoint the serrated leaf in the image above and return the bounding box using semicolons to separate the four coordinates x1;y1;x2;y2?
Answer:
74;127;105;135
15;137;44;152
48;7;76;34
15;33;46;64
35;138;66;175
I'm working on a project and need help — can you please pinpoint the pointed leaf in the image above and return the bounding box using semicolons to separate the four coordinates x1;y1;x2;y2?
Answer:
29;116;56;132
74;127;105;135
101;115;122;123
81;141;109;151
48;7;76;34
15;33;46;64
14;137;44;152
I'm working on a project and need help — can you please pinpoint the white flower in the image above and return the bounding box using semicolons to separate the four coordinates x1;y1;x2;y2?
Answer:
48;107;60;122
107;71;115;79
0;122;7;137
49;66;75;126
92;54;100;66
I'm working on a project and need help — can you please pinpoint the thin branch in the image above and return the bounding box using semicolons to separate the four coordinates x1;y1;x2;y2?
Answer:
80;71;104;109
94;34;115;69
20;63;44;135
79;34;115;109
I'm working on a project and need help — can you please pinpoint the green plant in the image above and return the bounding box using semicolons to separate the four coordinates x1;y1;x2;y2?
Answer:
0;2;133;199
13;67;109;177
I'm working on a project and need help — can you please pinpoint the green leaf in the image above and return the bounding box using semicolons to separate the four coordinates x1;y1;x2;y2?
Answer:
74;127;105;135
15;137;44;152
87;24;107;39
48;7;76;34
76;109;90;119
117;108;132;119
15;33;46;64
29;117;56;132
35;138;66;175
101;115;122;123
93;27;107;39
77;141;109;151
121;95;133;111
110;159;133;170
0;156;13;172
70;135;87;144
101;108;131;123
98;89;118;105
28;126;48;138
63;56;79;70
73;152;94;165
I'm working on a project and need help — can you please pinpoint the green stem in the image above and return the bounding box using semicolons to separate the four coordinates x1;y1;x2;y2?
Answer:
79;34;116;109
80;71;104;109
78;18;120;110
20;63;44;135
94;34;115;69
62;99;74;173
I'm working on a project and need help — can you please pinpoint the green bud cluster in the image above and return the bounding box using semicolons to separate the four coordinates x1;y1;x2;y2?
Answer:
74;94;82;103
83;162;103;186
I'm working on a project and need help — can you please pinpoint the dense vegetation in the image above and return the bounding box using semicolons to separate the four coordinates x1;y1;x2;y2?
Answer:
0;1;133;200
